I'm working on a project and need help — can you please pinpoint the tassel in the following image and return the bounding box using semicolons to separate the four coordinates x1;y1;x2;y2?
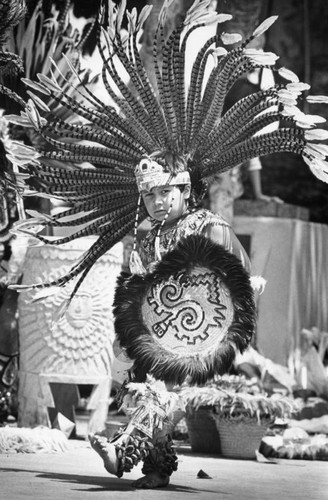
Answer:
154;235;161;261
154;193;175;262
129;249;146;275
129;194;146;275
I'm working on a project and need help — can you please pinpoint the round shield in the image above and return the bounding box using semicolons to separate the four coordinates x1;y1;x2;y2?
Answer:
113;234;255;385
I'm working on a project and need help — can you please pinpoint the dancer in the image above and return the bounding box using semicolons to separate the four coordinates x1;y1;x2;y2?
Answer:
89;153;254;488
3;0;327;490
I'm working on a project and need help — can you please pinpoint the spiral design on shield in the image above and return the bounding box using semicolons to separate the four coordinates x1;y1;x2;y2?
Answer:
176;304;204;332
160;282;183;305
143;267;234;351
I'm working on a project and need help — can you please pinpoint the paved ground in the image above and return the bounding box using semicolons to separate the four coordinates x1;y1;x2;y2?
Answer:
1;440;327;500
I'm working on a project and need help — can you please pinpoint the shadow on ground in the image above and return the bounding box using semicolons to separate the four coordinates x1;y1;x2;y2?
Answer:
0;468;225;494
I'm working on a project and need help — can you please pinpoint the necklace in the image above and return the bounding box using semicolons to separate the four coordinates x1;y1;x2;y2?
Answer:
142;209;194;267
155;209;191;257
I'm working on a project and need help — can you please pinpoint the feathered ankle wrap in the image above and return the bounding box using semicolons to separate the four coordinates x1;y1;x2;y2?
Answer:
110;377;183;477
142;435;178;477
113;433;153;478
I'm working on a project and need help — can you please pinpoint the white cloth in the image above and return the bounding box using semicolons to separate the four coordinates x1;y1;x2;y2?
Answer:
233;216;328;364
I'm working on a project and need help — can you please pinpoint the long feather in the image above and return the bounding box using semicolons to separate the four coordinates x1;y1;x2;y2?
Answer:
5;0;327;297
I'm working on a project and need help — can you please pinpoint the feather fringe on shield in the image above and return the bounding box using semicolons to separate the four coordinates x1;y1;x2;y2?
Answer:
113;234;256;386
0;426;69;454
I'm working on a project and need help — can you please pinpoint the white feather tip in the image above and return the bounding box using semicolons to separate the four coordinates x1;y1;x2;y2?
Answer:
250;276;267;294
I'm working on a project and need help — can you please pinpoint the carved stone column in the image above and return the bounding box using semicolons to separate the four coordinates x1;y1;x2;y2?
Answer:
17;238;123;433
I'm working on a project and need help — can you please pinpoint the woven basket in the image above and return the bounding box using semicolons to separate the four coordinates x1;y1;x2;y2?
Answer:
215;419;267;459
186;407;221;454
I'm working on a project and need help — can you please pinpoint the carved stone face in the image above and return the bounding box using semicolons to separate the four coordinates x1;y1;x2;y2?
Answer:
18;243;123;376
65;291;93;329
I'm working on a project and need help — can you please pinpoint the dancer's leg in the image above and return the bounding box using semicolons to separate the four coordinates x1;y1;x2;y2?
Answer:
89;433;119;475
89;427;151;477
89;378;177;481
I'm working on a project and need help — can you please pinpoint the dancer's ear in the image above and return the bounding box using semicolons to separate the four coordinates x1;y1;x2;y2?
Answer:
183;184;191;200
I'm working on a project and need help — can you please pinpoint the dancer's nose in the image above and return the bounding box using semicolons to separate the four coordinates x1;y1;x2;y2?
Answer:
154;194;163;206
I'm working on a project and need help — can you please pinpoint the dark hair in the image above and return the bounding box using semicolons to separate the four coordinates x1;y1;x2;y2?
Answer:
176;184;200;209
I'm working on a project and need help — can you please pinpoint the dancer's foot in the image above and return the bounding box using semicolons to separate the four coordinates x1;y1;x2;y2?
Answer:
132;472;170;489
88;433;119;476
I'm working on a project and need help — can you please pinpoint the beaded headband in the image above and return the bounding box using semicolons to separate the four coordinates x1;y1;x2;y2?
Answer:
135;158;191;193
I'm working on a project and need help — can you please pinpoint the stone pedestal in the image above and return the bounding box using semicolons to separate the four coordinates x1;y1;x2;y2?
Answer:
233;201;328;365
17;238;123;433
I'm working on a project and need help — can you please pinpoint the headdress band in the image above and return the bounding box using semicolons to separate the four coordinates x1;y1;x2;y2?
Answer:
135;158;190;193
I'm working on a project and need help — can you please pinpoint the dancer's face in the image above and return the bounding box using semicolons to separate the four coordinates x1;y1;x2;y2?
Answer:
142;184;190;225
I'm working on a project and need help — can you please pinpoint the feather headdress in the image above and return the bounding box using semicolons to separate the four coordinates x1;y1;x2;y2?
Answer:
5;0;328;301
0;0;26;77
